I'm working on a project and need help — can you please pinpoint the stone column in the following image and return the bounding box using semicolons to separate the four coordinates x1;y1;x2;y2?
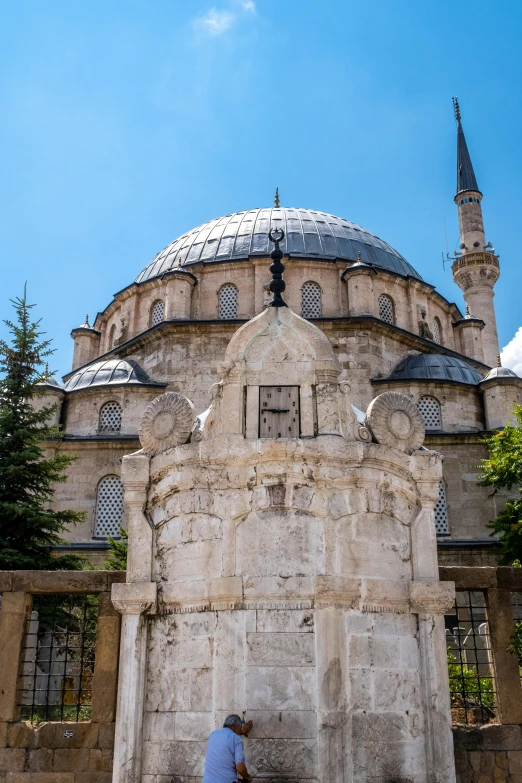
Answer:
410;452;442;582
454;318;485;363
164;270;197;320
410;581;456;783
0;592;31;722
315;607;350;783
486;588;522;724
121;453;152;584
91;591;121;723
342;266;377;316
111;582;157;783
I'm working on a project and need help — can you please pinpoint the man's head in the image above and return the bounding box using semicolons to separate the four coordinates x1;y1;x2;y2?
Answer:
223;714;243;734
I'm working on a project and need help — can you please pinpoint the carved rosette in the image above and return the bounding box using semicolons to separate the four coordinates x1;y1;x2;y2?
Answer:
139;392;196;456
365;392;425;454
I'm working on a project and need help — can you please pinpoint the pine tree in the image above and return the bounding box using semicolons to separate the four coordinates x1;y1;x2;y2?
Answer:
104;526;128;571
479;404;522;565
0;287;85;570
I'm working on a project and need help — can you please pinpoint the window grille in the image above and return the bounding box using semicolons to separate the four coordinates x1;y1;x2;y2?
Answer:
378;294;394;325
432;317;442;344
417;395;442;430
18;594;98;723
445;590;497;725
98;401;122;433
434;480;450;536
301;282;322;319
94;475;124;538
219;284;238;319
150;300;164;327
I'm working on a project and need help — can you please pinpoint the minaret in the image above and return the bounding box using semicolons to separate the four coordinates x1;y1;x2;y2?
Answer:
451;97;500;367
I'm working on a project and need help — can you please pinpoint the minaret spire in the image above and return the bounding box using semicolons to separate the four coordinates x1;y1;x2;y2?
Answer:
453;97;480;196
450;98;500;367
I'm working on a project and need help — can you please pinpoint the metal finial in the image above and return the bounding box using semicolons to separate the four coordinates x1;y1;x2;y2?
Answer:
452;96;461;123
497;353;502;367
268;227;287;308
357;251;362;263
45;362;49;378
274;187;280;208
465;302;470;317
85;314;90;327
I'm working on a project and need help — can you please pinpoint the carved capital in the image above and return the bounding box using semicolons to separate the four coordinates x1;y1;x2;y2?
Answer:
111;582;157;615
409;580;455;615
139;392;196;456
121;453;150;492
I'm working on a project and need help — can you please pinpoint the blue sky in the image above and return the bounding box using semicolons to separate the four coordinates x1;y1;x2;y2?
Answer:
1;0;521;378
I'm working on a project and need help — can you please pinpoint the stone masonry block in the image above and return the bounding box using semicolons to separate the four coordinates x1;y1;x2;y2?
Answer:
12;571;108;594
481;724;522;751
25;750;53;772
0;725;7;749
35;723;99;749
53;748;90;772
75;773;112;783
88;749;113;772
97;724;115;750
509;751;522;775
0;750;25;773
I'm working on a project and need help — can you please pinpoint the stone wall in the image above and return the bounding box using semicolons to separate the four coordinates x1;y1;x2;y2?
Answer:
453;725;522;783
0;572;122;783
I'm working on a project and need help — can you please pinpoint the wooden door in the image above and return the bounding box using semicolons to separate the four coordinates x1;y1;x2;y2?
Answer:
259;386;300;438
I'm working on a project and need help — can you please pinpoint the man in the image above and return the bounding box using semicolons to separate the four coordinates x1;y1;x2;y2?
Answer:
203;714;254;783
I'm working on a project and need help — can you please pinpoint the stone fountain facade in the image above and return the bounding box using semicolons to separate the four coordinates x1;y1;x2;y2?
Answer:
111;304;456;783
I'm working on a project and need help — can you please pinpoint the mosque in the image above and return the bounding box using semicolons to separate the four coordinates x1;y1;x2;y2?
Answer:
39;100;521;567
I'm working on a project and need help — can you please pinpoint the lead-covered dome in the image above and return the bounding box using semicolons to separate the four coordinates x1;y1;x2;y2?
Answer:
387;354;483;385
136;207;422;284
64;359;167;393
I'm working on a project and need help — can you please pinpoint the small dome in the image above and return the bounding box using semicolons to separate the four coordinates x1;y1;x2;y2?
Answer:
37;375;64;391
483;366;520;381
64;359;166;393
135;207;422;284
387;354;483;385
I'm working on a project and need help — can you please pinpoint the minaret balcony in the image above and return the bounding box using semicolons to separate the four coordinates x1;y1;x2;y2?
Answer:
451;251;500;274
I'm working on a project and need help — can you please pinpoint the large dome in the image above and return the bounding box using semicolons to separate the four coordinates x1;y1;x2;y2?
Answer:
136;207;422;284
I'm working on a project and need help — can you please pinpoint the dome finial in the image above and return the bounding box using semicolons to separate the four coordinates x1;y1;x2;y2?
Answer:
452;96;461;123
268;228;287;308
85;314;90;327
274;187;280;208
497;352;502;367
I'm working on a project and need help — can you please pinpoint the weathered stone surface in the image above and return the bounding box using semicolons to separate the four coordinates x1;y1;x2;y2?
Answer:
246;666;316;710
0;749;25;772
246;633;315;666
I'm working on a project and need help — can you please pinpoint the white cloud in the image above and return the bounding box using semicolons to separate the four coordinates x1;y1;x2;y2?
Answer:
501;326;522;376
243;1;256;11
195;8;235;35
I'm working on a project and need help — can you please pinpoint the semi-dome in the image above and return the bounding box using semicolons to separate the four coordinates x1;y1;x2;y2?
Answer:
387;354;483;385
64;359;167;393
135;207;422;284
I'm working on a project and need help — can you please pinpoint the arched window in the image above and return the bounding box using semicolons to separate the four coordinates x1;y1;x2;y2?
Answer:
434;480;450;536
150;299;164;327
98;401;122;433
432;317;442;345
109;324;116;349
219;284;238;319
93;475;124;538
378;294;394;325
417;395;442;431
301;282;322;319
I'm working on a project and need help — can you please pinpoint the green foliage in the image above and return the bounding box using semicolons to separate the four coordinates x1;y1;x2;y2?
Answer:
104;526;128;570
479;405;522;565
447;647;495;709
0;287;85;570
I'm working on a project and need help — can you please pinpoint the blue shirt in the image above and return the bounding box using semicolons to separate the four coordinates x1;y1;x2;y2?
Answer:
203;727;245;783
